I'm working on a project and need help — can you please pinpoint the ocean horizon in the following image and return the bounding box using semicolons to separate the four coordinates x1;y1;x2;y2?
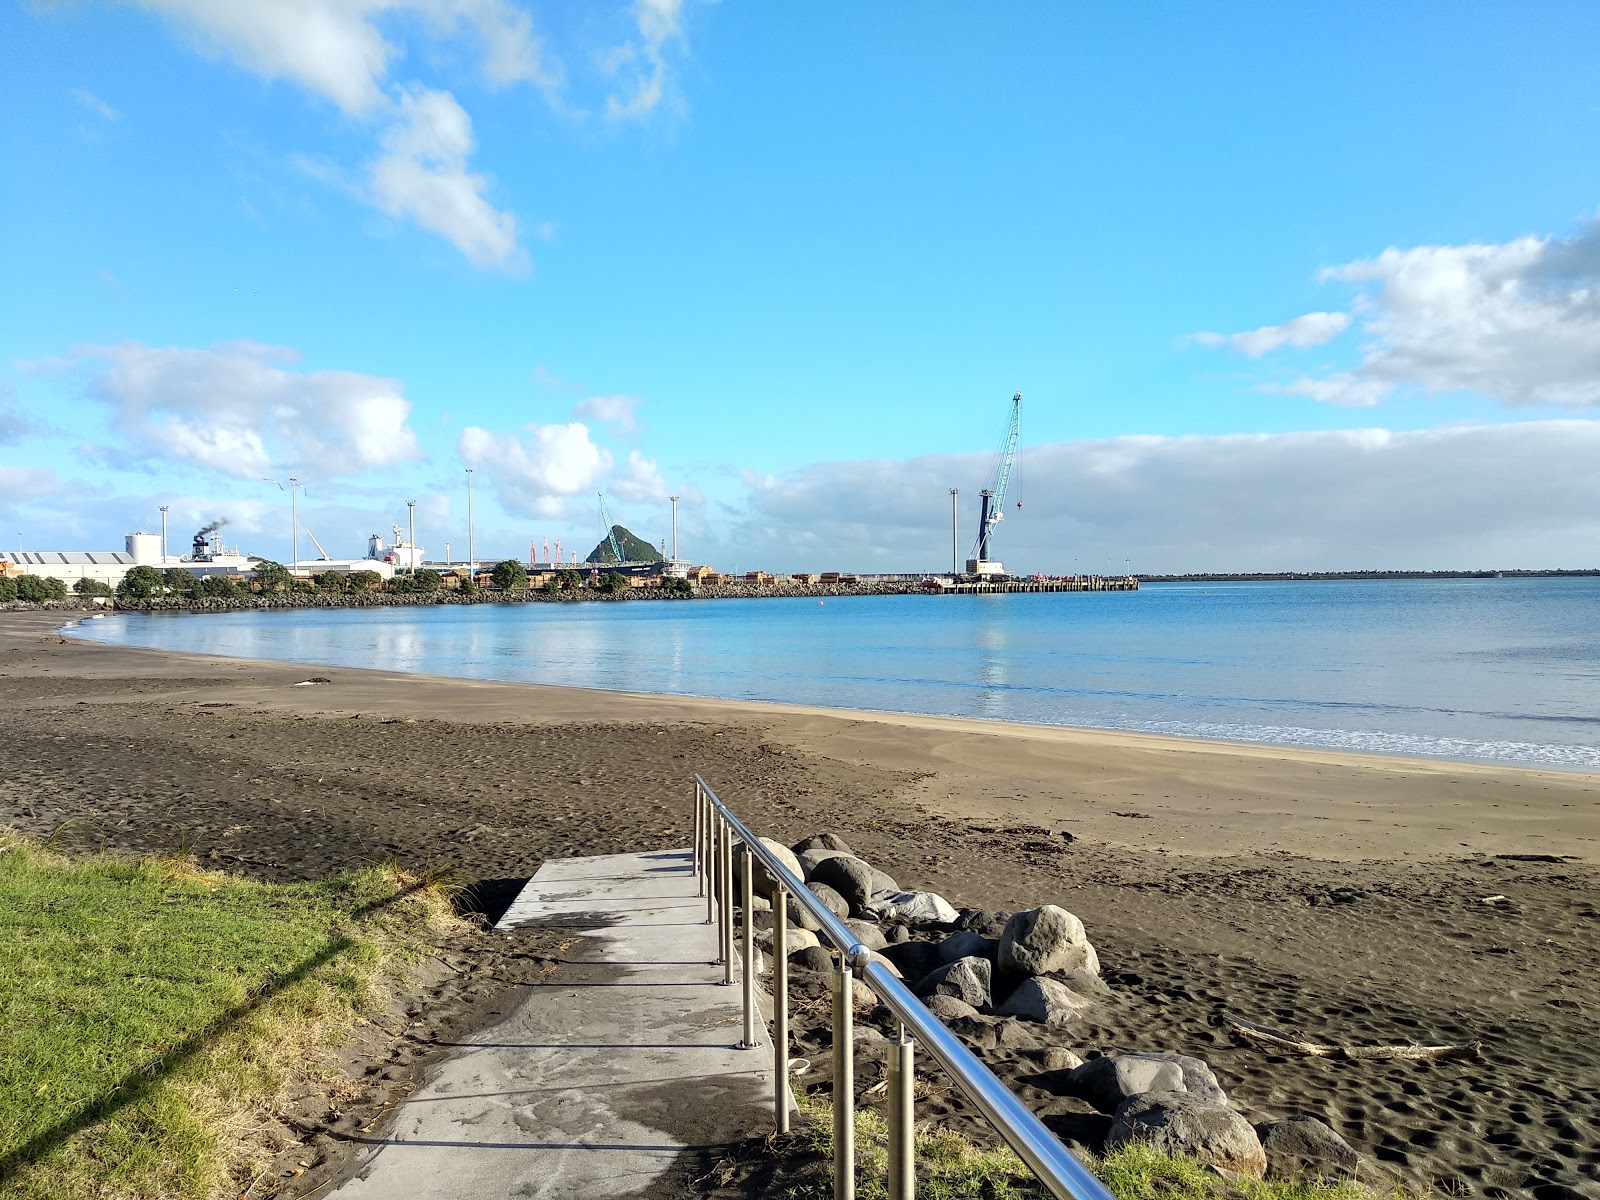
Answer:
69;577;1600;773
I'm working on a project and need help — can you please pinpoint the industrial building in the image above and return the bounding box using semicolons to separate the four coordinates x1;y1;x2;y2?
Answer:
0;529;256;589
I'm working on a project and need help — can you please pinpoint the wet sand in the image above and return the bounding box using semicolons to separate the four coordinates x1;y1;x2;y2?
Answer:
3;610;1598;1197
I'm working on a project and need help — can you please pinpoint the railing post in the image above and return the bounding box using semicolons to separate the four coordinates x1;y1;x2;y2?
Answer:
720;820;734;986
693;778;703;890
832;957;855;1200
773;882;790;1133
741;843;757;1048
886;1025;915;1200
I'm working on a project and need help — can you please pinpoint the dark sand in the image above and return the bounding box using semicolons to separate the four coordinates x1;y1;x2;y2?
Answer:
3;610;1598;1198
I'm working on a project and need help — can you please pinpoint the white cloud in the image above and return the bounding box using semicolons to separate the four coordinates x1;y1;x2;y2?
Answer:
87;341;421;479
458;421;613;517
610;449;668;503
572;393;640;434
712;422;1600;574
72;88;120;121
1198;217;1600;409
370;87;522;270
1190;311;1349;357
604;0;684;120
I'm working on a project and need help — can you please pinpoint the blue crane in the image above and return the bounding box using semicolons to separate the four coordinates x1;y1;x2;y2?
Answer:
597;492;626;564
970;392;1021;573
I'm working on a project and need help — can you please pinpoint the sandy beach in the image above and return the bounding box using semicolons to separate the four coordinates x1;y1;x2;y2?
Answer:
3;608;1597;1197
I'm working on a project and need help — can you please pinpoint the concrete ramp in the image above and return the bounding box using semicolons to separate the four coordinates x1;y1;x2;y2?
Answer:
331;849;775;1199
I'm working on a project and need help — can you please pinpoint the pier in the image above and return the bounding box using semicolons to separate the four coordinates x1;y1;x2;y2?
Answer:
930;575;1140;594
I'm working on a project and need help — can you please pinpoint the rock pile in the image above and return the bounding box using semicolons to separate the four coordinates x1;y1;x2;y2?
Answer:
741;829;1391;1188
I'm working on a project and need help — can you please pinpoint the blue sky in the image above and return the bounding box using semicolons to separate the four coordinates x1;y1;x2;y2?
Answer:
4;2;1599;572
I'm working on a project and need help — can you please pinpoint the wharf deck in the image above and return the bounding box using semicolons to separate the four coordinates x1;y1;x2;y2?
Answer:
935;576;1139;594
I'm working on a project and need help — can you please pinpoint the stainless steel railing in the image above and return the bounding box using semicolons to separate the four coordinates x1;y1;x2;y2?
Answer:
692;773;1115;1200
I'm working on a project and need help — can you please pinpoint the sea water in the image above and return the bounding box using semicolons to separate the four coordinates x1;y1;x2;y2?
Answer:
70;578;1600;771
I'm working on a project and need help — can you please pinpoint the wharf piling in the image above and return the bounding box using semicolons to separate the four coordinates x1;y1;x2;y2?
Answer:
933;575;1139;595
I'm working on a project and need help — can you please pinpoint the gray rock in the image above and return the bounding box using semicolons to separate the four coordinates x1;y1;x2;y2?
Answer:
733;837;804;898
938;930;999;965
999;905;1097;976
916;955;992;1009
850;978;879;1012
842;918;887;951
789;945;834;973
924;994;981;1021
807;854;878;914
757;926;820;956
798;847;853;876
880;939;943;984
867;890;959;924
1051;967;1112;998
957;908;1010;938
785;890;822;932
1107;1092;1266;1177
806;881;850;919
1069;1052;1228;1114
1037;1046;1084;1072
868;866;901;895
792;832;853;856
995;976;1096;1026
883;924;910;945
865;950;903;979
1257;1116;1385;1187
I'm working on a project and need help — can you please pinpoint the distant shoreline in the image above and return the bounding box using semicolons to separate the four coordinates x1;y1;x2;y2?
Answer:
1139;568;1600;582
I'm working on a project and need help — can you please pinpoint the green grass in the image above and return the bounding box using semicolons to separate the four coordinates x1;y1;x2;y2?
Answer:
0;830;459;1200
796;1095;1379;1200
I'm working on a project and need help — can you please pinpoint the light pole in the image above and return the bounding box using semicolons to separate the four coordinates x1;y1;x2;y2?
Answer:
950;488;959;576
407;500;417;575
158;505;169;562
262;478;306;569
669;494;680;565
465;468;475;581
445;541;451;567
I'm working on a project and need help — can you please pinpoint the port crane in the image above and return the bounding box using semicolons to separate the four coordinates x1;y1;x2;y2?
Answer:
303;530;332;561
597;493;626;564
967;392;1021;577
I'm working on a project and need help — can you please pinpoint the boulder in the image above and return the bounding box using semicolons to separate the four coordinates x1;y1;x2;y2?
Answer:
880;939;943;984
758;926;820;957
1036;1046;1084;1073
807;854;877;914
1257;1116;1386;1187
1106;1092;1266;1177
792;832;853;856
883;924;910;945
850;978;879;1013
995;976;1096;1026
916;955;992;1009
998;905;1097;976
865;950;903;980
733;838;804;898
842;918;887;951
938;931;999;965
956;908;1010;938
806;882;851;919
1069;1052;1228;1114
798;847;853;876
785;890;822;932
1051;967;1112;998
867;890;959;925
789;945;834;974
924;994;981;1021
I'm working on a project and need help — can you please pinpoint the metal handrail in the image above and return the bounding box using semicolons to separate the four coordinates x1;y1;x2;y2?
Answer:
693;773;1114;1200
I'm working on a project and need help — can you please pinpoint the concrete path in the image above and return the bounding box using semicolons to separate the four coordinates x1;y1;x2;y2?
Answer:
330;848;776;1199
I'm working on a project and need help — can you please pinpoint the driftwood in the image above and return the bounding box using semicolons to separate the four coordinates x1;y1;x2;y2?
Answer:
1222;1013;1481;1062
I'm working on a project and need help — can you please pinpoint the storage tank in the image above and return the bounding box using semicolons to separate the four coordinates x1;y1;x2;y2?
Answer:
126;532;162;565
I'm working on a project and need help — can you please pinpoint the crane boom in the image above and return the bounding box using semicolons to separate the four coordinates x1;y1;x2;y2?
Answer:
303;529;332;561
968;392;1021;573
598;493;626;564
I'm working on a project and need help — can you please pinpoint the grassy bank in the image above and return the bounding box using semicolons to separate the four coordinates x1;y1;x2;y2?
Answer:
791;1096;1375;1200
0;831;458;1199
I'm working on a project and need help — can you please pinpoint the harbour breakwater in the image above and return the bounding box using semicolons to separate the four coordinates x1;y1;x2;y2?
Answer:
6;575;1137;615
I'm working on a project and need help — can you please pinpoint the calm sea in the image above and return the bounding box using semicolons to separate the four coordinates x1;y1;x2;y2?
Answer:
69;579;1600;771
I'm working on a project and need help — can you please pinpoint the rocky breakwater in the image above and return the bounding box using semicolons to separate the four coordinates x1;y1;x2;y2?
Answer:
745;831;1394;1191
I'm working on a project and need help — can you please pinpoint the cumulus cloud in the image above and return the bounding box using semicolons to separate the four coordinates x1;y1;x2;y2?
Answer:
604;0;685;119
0;383;35;444
610;449;669;503
458;421;612;517
370;87;521;270
1190;311;1349;357
1197;217;1600;409
714;422;1600;574
86;340;421;479
572;393;640;434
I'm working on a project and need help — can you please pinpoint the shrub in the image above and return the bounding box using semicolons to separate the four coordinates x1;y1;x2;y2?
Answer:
557;569;582;591
662;576;693;596
163;568;196;595
195;575;238;599
0;577;16;603
250;560;291;593
116;565;165;599
315;571;348;592
490;559;527;591
74;578;114;597
347;570;382;592
18;575;69;602
409;569;442;593
595;571;629;594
